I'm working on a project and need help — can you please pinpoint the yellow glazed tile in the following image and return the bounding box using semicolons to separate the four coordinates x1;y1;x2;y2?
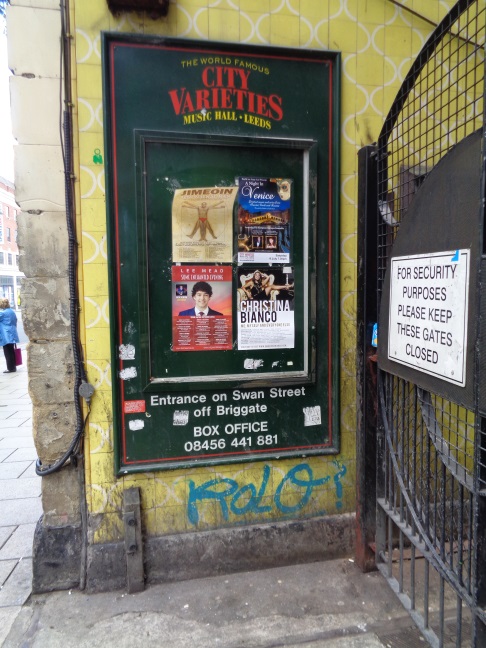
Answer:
329;20;357;52
93;512;124;544
341;290;356;322
81;231;107;265
270;0;298;15
75;30;103;66
189;7;209;40
342;54;357;84
300;0;326;20
177;0;209;8
77;97;104;135
155;474;187;509
79;132;106;167
79;165;106;200
89;451;116;485
240;0;270;12
270;14;300;47
81;199;108;233
385;26;412;57
358;0;385;25
88;420;113;454
314;19;329;49
340;262;356;293
88;390;113;425
208;8;240;41
240;12;266;44
77;64;103;101
340;142;358;176
85;326;111;362
356;54;384;87
74;0;111;31
341;231;357;264
155;505;188;535
86;360;112;392
143;507;157;535
83;261;109;297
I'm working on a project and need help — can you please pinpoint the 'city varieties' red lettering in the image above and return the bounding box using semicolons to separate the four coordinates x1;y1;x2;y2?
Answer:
168;65;283;122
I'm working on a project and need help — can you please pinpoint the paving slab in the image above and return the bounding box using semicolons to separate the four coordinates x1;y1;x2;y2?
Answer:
0;524;36;559
0;447;15;461
0;558;33;607
2;447;38;462
0;426;34;438
0;607;23;646
0;437;36;449
0;478;41;500
18;462;38;479
0;526;15;549
0;462;34;479
0;498;42;526
0;559;17;586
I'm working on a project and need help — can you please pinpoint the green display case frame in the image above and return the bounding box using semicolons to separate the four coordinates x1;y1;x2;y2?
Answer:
102;34;341;473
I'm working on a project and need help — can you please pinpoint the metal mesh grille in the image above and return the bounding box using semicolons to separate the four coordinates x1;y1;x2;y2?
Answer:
377;1;485;288
376;1;485;645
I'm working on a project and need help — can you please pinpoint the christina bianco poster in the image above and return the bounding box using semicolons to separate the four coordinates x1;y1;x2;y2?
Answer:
172;186;238;263
172;265;232;352
236;267;295;351
236;177;292;264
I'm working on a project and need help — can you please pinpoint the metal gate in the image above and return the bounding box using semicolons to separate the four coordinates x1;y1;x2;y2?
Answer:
357;1;486;646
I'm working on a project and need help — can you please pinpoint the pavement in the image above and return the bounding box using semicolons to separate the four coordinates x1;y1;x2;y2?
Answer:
0;342;42;645
0;341;437;648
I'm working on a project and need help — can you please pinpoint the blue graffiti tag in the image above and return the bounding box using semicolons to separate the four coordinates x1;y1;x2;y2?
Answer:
187;462;345;525
332;460;347;509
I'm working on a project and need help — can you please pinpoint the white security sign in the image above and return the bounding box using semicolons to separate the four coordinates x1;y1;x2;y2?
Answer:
388;250;470;386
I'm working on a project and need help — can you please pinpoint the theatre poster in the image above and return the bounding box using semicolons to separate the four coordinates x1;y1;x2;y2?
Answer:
237;177;292;264
172;186;238;263
236;266;295;350
172;265;232;352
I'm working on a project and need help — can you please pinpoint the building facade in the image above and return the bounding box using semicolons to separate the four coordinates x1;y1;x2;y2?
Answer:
6;0;459;592
0;176;21;308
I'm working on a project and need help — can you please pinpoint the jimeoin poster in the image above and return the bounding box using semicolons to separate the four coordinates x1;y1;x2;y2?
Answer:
172;186;238;262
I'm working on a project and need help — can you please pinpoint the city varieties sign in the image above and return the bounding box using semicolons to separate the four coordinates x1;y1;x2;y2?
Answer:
167;56;284;130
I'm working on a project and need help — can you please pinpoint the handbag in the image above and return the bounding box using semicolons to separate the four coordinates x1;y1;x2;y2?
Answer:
14;345;22;366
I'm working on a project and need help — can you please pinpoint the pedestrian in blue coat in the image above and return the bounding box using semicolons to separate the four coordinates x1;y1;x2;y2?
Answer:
0;298;20;373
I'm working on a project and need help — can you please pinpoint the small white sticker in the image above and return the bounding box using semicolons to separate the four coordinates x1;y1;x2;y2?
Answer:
119;344;135;360
173;410;189;426
119;367;137;380
244;358;264;370
128;419;144;431
303;406;321;427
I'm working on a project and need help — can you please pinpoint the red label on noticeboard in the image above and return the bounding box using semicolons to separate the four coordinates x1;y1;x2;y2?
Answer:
124;400;146;414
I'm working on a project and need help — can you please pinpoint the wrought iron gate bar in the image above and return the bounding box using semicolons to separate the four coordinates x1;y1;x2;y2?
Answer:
379;381;474;602
373;0;486;643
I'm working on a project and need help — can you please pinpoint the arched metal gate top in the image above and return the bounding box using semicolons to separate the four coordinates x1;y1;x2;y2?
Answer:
369;1;486;646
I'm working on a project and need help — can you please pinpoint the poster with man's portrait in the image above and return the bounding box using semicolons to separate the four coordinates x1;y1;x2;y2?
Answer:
172;265;232;351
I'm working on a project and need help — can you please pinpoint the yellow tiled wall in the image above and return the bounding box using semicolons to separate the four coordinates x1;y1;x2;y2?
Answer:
73;0;455;543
